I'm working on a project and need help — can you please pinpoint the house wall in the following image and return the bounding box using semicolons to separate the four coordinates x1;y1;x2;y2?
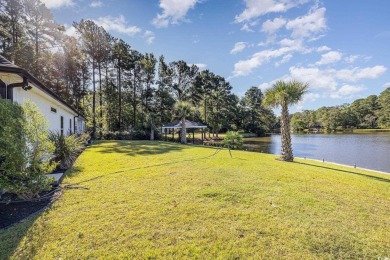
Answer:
0;72;85;135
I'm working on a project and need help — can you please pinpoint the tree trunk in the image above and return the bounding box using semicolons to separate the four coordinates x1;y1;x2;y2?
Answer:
150;114;154;140
133;74;136;127
118;66;121;130
181;117;187;144
204;97;207;139
98;62;102;138
280;103;293;161
92;59;96;139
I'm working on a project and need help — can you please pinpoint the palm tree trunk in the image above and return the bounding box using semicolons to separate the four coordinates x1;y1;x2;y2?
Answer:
181;117;187;144
280;103;293;161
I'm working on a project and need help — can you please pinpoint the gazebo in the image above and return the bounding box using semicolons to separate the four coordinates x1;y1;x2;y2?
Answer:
161;120;207;144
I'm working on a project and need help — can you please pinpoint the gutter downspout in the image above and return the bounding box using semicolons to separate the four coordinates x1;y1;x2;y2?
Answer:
6;76;30;100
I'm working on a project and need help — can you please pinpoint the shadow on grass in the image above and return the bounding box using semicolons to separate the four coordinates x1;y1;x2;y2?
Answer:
0;200;55;259
96;140;185;157
295;161;390;183
64;165;85;178
67;145;234;186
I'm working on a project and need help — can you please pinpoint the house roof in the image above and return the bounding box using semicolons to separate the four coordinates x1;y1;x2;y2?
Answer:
161;120;207;129
0;55;85;119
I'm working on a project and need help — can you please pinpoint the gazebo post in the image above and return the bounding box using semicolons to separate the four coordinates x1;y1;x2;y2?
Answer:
201;128;204;144
192;128;195;144
172;128;174;141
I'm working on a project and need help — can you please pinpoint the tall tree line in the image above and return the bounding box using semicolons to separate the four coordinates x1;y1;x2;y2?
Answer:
0;0;276;140
291;87;390;131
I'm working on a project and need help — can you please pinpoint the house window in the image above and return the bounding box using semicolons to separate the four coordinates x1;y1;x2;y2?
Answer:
60;116;64;135
69;119;72;135
51;107;57;113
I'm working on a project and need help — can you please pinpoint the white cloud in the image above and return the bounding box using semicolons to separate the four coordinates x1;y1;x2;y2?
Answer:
235;0;309;23
233;38;307;76
279;38;305;50
95;15;141;37
336;66;387;82
259;80;283;91
316;51;342;65
143;31;155;44
343;55;371;64
288;65;387;90
384;82;390;88
230;42;248;54
64;24;78;38
257;63;387;103
289;66;338;90
330;85;366;99
233;47;294;76
303;92;320;102
192;63;207;70
286;6;326;40
90;1;103;8
240;24;254;32
261;17;286;34
275;53;293;66
152;0;200;28
317;45;331;52
41;0;74;9
344;55;358;64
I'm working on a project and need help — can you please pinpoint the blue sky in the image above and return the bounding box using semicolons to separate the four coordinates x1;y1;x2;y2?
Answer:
43;0;390;111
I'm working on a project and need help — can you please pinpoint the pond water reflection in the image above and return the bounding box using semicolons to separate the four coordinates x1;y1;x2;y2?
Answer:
243;133;390;173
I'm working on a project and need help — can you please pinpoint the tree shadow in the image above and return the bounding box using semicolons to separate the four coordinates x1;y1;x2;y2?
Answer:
64;165;85;178
96;140;185;157
294;161;390;183
0;196;58;259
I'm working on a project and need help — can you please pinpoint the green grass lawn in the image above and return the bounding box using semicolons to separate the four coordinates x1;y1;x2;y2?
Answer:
1;141;389;259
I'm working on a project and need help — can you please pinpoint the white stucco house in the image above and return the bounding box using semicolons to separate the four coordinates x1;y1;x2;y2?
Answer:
0;55;86;135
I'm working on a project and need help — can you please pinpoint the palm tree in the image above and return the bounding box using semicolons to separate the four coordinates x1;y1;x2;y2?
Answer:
175;101;192;144
264;80;309;162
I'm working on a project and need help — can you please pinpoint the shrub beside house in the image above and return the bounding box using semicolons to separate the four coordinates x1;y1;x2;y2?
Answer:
0;55;87;200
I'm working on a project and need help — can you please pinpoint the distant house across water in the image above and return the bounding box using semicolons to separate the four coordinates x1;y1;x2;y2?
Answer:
0;55;86;135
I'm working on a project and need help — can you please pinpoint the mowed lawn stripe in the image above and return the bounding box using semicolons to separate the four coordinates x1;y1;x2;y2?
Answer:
1;140;389;259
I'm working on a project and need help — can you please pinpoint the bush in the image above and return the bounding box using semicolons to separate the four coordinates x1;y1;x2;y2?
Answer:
49;132;85;170
222;131;243;150
101;128;161;140
0;99;56;200
0;99;27;194
79;132;91;145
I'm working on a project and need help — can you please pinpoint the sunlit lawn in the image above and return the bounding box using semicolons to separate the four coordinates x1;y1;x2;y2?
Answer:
1;141;389;259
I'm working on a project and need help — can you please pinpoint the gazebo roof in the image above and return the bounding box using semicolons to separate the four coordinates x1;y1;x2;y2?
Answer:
161;120;207;129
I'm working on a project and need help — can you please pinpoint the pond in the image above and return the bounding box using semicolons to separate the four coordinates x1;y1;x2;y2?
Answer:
243;133;390;173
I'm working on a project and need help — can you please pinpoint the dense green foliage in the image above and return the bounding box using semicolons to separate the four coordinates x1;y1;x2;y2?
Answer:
0;99;27;193
0;100;55;199
48;132;84;170
0;141;388;258
17;101;56;199
0;0;276;140
291;87;390;131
